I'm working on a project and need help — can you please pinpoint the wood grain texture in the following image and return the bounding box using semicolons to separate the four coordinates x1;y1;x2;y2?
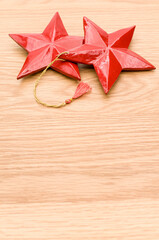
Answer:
0;0;159;239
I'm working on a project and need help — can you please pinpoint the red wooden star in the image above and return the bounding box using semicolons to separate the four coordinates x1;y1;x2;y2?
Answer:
62;17;155;93
9;12;83;80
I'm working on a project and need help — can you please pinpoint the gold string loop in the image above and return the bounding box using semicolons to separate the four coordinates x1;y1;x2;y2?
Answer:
34;51;74;108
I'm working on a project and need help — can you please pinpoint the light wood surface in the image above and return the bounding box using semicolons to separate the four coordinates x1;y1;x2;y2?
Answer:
0;0;159;239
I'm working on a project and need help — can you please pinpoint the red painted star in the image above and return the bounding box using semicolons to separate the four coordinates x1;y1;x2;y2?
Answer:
62;17;155;93
9;12;83;80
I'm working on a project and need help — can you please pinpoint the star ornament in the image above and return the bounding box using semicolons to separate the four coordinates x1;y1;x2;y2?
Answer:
9;12;83;80
62;17;156;93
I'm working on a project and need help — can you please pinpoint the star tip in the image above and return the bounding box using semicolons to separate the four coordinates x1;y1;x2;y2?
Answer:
83;16;89;23
152;65;156;70
103;88;109;94
129;25;136;31
70;68;81;80
54;12;61;19
9;33;14;38
17;73;22;80
9;34;18;41
133;26;136;31
76;75;81;81
126;25;136;31
148;63;156;70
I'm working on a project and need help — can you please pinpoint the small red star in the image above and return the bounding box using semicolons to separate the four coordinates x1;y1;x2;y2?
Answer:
9;12;83;80
62;17;155;93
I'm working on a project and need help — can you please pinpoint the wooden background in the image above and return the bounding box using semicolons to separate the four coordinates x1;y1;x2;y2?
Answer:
0;0;159;239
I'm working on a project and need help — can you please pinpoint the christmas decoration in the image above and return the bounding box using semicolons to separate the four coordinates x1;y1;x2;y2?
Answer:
9;12;83;80
62;17;156;93
9;13;156;108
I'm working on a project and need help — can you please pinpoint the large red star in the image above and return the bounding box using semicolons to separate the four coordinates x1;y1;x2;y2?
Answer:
62;17;155;93
9;12;83;80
